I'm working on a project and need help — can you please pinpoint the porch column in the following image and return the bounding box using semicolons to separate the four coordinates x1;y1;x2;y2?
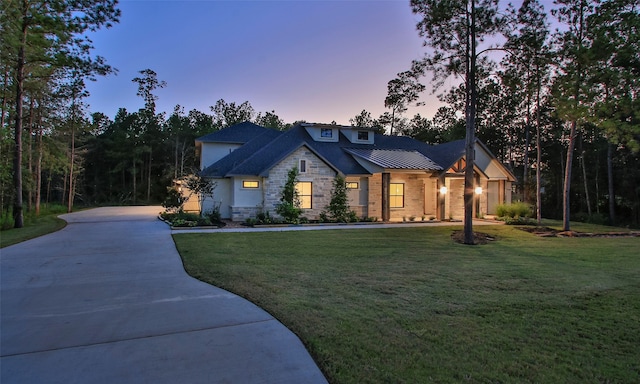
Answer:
382;173;390;222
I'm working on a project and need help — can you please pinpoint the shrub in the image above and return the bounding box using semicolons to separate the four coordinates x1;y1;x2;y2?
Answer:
276;167;303;223
162;187;185;213
496;202;533;219
1;210;14;230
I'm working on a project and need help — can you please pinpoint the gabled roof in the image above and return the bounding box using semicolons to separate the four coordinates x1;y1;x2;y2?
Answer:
196;121;270;144
345;148;442;171
200;128;282;177
428;138;517;181
198;122;515;181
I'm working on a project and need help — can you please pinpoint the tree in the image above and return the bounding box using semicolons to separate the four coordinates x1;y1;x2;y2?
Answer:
255;110;286;130
183;174;216;217
411;0;504;244
3;0;119;228
210;99;255;128
586;0;640;225
132;69;166;202
323;175;355;223
552;0;595;232
276;167;302;223
504;0;551;224
385;68;425;135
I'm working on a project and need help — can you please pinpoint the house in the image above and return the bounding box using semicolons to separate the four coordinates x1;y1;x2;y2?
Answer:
194;121;516;222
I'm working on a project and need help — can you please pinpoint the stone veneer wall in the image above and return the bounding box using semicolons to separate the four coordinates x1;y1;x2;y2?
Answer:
388;173;430;221
367;173;382;220
264;147;336;220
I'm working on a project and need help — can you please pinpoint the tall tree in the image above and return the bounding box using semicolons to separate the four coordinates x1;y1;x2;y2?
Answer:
385;68;425;135
411;0;504;244
3;0;119;227
586;0;640;224
132;69;166;202
210;99;255;128
552;0;595;232
505;0;551;224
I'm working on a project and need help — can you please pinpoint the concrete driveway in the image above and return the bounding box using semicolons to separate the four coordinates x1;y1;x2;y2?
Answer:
1;206;327;383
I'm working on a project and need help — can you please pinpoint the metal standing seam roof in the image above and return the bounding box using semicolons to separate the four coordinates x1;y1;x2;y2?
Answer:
344;148;443;171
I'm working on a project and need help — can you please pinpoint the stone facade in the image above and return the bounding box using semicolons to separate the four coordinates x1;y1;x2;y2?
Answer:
264;146;337;220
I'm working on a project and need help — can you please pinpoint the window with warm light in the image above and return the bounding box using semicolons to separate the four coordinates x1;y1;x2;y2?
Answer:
296;182;312;209
389;183;404;208
242;180;259;189
346;182;359;189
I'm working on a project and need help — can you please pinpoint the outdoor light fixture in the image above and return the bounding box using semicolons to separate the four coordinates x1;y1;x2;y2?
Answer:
440;186;447;194
475;186;483;195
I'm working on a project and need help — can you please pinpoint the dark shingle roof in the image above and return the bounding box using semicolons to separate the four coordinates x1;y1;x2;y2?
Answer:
196;121;270;144
201;124;477;178
200;128;282;177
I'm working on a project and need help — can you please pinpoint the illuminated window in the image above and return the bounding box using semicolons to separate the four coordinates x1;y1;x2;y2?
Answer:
320;128;333;138
346;182;359;189
357;131;368;140
242;180;259;189
389;183;404;208
296;182;312;209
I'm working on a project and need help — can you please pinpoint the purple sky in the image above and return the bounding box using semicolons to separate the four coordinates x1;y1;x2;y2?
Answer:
85;0;437;125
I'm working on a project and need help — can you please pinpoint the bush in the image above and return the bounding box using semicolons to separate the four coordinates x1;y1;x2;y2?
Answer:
1;210;14;230
162;187;185;213
276;167;303;223
161;211;213;227
496;202;533;219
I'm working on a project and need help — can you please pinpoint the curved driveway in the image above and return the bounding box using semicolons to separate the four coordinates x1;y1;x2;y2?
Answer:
1;206;327;383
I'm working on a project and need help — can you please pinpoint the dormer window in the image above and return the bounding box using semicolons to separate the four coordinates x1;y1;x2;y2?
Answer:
357;131;369;141
320;128;333;138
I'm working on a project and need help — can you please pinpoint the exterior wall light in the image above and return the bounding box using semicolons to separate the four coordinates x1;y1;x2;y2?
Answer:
440;186;448;195
475;186;483;195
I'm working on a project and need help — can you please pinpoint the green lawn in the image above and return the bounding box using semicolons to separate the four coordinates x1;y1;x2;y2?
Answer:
174;224;640;384
0;214;66;248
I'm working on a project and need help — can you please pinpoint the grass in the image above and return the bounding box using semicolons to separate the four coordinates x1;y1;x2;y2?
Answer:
175;223;640;383
0;206;67;248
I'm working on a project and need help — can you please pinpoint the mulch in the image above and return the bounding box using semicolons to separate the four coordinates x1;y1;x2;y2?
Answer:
516;226;640;238
451;230;496;245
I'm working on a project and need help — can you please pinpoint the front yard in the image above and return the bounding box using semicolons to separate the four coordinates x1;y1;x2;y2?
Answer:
173;223;640;383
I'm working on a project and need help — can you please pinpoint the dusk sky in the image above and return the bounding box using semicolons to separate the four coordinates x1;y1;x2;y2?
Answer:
85;0;439;125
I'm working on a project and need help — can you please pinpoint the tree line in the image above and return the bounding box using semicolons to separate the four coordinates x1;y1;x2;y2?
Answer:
1;0;638;231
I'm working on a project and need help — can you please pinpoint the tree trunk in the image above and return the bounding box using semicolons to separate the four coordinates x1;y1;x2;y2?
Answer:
463;0;477;245
563;121;577;231
12;6;28;228
132;158;136;205
607;142;616;225
580;149;591;216
67;121;75;213
147;150;151;202
27;98;34;213
35;112;43;216
535;66;542;225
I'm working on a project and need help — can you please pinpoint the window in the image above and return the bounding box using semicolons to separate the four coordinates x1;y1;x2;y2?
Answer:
296;182;312;209
299;159;307;173
242;180;259;189
357;131;369;141
346;182;359;189
389;183;404;208
320;128;333;138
